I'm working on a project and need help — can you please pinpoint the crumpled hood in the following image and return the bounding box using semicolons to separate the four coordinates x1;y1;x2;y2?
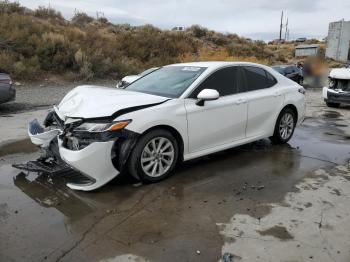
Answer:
330;68;350;80
57;85;168;119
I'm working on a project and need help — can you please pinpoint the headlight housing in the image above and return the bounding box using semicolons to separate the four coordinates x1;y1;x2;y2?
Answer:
73;120;131;133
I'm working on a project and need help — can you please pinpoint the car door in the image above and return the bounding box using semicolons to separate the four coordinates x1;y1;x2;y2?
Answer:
184;66;248;153
285;66;298;82
240;66;284;138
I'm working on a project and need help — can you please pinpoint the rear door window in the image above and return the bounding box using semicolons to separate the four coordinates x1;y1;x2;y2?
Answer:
241;66;276;91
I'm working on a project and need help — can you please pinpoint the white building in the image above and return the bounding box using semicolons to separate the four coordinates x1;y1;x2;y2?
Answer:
325;20;350;62
295;44;320;57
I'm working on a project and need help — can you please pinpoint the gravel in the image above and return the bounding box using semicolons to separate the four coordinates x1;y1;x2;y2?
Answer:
0;80;116;115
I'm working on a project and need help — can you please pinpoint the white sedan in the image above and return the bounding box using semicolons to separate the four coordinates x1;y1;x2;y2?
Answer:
28;62;305;191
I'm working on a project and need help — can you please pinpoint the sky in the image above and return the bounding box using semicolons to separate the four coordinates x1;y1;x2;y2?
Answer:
17;0;350;41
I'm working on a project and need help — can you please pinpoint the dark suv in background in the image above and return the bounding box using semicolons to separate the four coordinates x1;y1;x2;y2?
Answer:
272;65;303;85
0;73;15;104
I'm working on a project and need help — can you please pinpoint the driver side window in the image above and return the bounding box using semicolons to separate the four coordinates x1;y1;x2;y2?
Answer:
189;67;238;98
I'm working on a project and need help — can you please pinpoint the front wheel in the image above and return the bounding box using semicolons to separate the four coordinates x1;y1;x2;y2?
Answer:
127;129;179;183
270;108;296;144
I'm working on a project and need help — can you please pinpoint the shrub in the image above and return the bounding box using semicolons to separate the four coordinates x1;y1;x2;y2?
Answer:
71;12;94;27
34;6;65;24
0;0;24;14
0;1;299;81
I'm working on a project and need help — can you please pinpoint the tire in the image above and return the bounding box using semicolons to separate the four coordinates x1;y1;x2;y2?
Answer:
127;129;179;183
326;102;340;108
270;108;296;144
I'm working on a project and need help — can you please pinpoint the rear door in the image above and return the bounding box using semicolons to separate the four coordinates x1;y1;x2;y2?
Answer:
184;66;248;153
240;66;284;138
285;66;299;82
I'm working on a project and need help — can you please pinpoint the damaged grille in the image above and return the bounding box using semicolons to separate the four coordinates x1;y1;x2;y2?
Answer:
61;130;120;151
63;134;99;151
330;78;350;92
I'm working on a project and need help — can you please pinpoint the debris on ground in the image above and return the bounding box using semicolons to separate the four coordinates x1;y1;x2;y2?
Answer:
233;182;266;196
106;209;118;215
257;185;265;190
196;250;201;255
222;252;234;262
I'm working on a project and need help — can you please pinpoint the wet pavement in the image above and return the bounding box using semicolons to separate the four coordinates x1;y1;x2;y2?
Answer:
0;89;350;262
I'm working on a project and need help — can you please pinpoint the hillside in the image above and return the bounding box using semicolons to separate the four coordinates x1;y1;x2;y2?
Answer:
0;1;308;81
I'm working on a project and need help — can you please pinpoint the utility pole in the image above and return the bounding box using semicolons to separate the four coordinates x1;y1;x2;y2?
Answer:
279;10;284;41
284;18;289;41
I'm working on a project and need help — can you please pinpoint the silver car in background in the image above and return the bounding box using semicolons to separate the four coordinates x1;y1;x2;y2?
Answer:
116;67;159;88
0;73;15;104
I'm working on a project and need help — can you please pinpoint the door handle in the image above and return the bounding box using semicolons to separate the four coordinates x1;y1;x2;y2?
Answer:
235;99;247;105
273;92;282;97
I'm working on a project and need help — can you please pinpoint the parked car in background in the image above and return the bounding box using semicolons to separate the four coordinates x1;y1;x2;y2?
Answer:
116;67;159;88
296;37;307;42
323;68;350;107
272;65;303;85
27;62;305;191
0;73;15;104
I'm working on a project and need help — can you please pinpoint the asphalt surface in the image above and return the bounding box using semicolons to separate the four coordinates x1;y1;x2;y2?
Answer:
0;86;350;262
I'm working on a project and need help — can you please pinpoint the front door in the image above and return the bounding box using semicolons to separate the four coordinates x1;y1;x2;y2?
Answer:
185;66;247;153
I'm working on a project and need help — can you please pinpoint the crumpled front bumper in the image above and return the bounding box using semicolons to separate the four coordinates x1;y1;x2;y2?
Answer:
323;87;350;105
58;139;119;191
27;118;123;191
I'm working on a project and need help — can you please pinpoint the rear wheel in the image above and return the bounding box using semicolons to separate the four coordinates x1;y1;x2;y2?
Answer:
326;102;340;108
128;129;179;183
270;108;296;144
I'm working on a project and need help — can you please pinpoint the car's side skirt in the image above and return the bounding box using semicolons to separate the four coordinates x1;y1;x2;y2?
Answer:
183;133;270;161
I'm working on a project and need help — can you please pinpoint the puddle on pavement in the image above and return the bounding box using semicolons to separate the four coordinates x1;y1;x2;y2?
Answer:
322;110;342;119
0;138;38;157
257;225;294;240
0;117;349;262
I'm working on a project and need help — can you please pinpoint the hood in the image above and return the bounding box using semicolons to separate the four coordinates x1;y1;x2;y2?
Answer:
330;68;350;80
57;85;168;119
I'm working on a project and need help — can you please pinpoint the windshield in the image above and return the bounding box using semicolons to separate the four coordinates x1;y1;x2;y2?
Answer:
139;67;159;76
125;66;207;98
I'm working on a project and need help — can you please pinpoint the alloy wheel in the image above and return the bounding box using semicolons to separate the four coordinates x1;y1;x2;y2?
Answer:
279;112;294;140
140;137;175;177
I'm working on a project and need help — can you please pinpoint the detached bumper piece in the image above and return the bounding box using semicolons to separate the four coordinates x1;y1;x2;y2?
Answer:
12;160;95;187
13;160;71;175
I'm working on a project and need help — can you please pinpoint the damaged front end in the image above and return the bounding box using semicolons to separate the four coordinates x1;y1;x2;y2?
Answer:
323;69;350;105
15;108;139;191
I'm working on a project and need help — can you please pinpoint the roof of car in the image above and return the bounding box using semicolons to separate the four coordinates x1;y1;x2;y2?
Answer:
167;61;272;71
0;73;10;79
272;65;295;68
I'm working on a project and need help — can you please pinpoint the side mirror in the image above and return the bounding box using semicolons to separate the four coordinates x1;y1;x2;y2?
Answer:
196;89;219;106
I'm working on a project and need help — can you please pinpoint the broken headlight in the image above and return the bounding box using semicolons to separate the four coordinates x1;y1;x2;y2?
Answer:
73;120;131;133
63;120;132;150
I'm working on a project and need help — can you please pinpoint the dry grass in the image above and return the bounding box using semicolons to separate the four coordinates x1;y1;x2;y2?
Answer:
180;47;268;64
